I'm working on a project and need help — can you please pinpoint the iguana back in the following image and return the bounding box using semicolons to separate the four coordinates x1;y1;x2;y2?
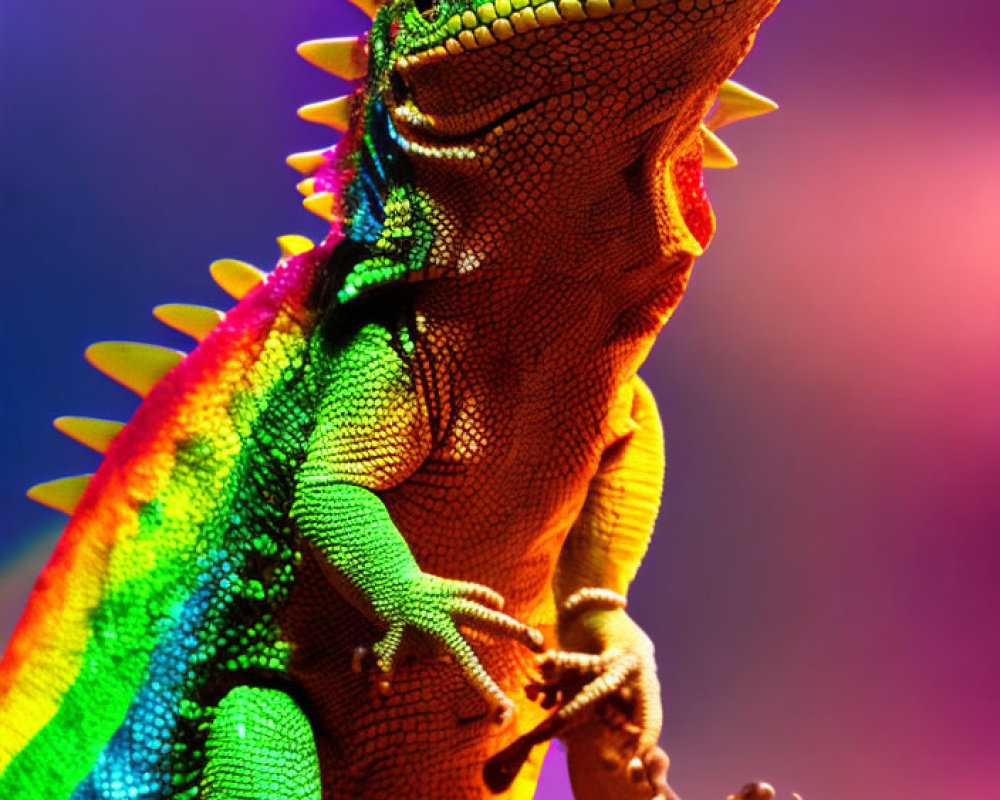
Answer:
0;240;337;796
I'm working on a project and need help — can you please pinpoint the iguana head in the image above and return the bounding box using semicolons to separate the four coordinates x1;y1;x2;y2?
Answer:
291;0;780;306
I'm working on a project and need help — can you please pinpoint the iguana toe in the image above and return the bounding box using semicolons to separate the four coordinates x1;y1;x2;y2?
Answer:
353;572;542;719
726;782;776;800
484;641;668;796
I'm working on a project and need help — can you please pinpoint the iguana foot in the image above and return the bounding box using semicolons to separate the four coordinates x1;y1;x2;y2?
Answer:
357;572;544;722
538;647;674;800
484;589;673;797
484;647;673;797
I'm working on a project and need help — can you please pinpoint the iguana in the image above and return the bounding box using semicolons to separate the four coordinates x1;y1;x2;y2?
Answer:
0;0;782;797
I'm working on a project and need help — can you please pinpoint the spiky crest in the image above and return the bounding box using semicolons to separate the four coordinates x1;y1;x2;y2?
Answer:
27;475;92;515
30;0;779;510
53;417;125;454
210;259;267;300
153;304;225;342
28;235;313;510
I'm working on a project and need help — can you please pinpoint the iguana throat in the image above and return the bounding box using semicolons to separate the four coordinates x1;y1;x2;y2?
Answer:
299;0;779;314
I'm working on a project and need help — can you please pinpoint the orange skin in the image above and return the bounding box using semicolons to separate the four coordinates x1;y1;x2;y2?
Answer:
282;1;780;798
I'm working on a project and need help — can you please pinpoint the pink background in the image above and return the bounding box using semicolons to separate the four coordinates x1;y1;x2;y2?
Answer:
2;0;997;797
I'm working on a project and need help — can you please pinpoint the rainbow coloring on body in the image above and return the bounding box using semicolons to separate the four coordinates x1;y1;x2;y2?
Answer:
0;14;404;791
0;237;338;795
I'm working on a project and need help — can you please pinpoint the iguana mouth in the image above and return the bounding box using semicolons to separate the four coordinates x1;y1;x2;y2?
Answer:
669;144;714;249
386;3;773;156
389;1;703;145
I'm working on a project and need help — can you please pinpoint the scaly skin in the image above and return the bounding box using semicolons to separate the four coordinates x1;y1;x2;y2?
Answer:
0;0;781;798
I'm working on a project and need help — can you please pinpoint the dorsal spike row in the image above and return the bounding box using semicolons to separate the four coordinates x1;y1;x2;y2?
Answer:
85;342;186;397
298;95;354;133
297;37;367;81
707;80;778;131
27;474;93;514
153;303;225;342
346;0;380;19
277;234;315;257
286;148;330;176
209;258;266;300
53;416;125;454
303;192;337;223
297;178;318;198
34;230;314;516
700;123;738;169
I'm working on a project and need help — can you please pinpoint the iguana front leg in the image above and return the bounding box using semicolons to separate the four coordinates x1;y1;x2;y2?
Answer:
294;480;543;720
291;324;542;721
485;376;673;797
538;593;673;800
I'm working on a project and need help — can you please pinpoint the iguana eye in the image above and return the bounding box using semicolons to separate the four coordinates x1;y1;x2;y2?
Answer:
413;0;439;21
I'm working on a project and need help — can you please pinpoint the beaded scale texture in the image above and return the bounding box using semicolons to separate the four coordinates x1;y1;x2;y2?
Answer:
0;0;783;798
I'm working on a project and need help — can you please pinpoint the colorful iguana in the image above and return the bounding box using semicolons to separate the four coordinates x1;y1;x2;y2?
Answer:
0;0;782;797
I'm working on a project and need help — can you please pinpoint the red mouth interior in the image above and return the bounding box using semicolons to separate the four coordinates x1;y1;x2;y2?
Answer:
671;152;714;249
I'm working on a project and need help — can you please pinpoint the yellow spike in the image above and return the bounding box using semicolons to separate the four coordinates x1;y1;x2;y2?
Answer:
345;0;380;19
85;342;186;397
27;474;92;514
298;96;353;132
286;148;330;175
706;79;778;131
303;192;337;223
297;37;367;81
277;234;314;257
700;123;738;169
297;178;318;197
209;258;266;299
53;416;125;454
153;303;224;341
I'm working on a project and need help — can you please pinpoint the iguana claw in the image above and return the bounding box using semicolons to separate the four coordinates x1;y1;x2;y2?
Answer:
726;782;776;800
361;572;543;721
485;589;670;797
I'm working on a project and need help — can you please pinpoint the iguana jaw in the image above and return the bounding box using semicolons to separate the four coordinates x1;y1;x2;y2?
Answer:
287;0;777;309
383;0;775;276
394;0;775;64
388;2;775;144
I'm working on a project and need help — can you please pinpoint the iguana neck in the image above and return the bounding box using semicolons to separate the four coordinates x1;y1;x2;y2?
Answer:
412;126;704;376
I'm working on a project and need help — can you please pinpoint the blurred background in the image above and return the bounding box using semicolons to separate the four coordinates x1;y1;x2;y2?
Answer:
1;0;997;797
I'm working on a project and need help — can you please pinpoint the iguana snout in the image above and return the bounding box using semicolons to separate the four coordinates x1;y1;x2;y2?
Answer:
383;0;780;154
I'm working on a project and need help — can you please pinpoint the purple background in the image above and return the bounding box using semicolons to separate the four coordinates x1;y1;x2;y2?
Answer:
2;1;998;797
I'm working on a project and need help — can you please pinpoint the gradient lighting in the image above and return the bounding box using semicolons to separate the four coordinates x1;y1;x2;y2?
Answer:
2;0;997;798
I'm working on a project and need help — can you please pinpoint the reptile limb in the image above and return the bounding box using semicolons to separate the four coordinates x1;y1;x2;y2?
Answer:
291;326;543;721
294;480;543;721
485;592;672;799
201;686;321;799
486;378;674;798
